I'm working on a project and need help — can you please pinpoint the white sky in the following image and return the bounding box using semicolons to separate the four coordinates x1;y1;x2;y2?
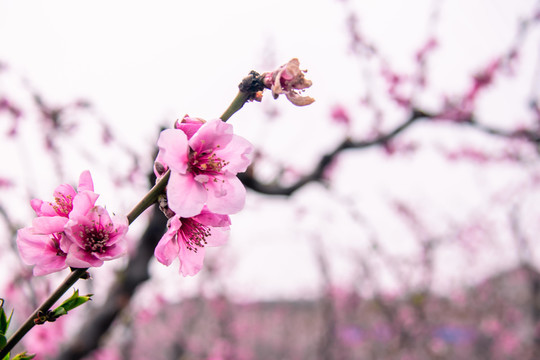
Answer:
1;0;540;301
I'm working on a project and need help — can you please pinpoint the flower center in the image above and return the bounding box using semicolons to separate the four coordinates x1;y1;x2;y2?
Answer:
51;194;73;217
181;218;211;252
80;220;113;254
51;233;67;257
188;147;229;177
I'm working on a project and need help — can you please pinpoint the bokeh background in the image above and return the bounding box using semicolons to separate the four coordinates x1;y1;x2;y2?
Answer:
1;0;540;359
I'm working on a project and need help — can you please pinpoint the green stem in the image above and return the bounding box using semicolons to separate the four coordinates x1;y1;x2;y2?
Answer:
220;90;250;123
0;268;87;358
126;170;170;225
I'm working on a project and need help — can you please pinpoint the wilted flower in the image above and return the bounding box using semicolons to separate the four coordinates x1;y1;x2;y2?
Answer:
156;118;252;218
263;58;314;106
155;207;230;276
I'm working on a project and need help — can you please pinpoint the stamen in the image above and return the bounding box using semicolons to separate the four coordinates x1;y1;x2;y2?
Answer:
188;147;229;177
80;217;114;254
181;218;211;253
51;194;74;217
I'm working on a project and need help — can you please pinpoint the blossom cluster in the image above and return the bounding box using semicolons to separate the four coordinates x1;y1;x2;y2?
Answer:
17;171;128;275
153;116;253;276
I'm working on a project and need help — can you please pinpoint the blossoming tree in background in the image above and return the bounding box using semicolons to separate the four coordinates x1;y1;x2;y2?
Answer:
1;1;540;359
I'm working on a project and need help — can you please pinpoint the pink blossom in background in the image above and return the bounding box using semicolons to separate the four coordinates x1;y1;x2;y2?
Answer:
24;316;65;360
330;104;351;126
64;205;128;268
155;207;230;276
156;119;253;217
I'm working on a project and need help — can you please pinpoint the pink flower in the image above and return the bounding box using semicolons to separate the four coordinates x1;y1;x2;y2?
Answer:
174;114;206;139
64;205;128;268
16;224;70;276
17;171;99;275
156;118;252;217
330;104;350;126
155;207;230;276
30;170;97;218
263;58;315;106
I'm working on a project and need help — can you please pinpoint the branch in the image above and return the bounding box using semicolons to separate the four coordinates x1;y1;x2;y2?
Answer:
239;108;430;195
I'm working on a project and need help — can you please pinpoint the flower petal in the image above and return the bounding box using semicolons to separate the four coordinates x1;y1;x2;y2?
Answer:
66;246;103;268
188;119;233;153
205;175;246;215
155;217;181;266
77;170;94;192
205;226;230;247
157;129;189;174
178;242;206;276
167;172;206;218
32;216;68;234
216;134;253;174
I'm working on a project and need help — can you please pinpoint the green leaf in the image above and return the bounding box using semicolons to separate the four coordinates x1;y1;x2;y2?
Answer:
0;334;6;349
11;351;36;360
0;299;7;334
49;307;67;319
50;290;92;320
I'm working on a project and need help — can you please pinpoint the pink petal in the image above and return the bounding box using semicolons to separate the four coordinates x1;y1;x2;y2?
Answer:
167;172;206;218
17;228;49;264
77;170;94;192
66;246;103;268
30;199;57;217
204;226;230;247
194;209;231;227
17;228;67;275
107;215;129;246
33;256;67;276
54;184;77;199
32;216;68;234
155;218;181;266
95;242;126;261
205;175;246;215
216;134;253;174
157;129;189;174
70;191;99;220
178;242;206;276
188;119;233;153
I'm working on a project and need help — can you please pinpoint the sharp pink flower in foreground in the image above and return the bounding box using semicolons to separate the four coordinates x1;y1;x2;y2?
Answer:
17;171;99;275
64;205;128;268
30;170;96;218
155;207;230;276
16;170;128;274
156;118;253;217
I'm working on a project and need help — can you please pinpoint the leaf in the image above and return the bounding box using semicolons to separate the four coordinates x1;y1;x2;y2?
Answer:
11;351;36;360
50;290;92;320
0;299;7;334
